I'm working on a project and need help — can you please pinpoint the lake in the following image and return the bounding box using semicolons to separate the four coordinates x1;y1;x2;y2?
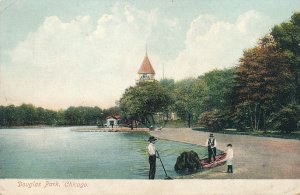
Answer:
0;127;209;179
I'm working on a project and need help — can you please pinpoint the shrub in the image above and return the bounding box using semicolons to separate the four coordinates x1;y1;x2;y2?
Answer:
271;103;300;133
199;109;224;131
232;105;252;131
174;151;201;173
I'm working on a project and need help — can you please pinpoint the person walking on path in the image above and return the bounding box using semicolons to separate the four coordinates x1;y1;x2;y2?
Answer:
219;144;234;173
205;133;217;163
147;136;158;179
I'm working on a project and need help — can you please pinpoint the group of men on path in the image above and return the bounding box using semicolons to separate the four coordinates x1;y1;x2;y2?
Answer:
147;133;234;179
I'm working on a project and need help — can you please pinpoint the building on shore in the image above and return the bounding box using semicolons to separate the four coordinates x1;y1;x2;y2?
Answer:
105;115;122;128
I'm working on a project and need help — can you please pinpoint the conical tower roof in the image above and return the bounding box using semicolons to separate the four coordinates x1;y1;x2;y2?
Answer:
138;54;155;74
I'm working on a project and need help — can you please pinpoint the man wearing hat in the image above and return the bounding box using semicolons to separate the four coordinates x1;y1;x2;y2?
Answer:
147;136;157;179
205;133;217;163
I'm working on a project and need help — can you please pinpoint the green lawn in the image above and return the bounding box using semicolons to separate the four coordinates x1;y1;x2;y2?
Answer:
159;120;187;128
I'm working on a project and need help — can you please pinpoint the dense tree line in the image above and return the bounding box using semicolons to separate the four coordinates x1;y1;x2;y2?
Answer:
119;13;300;133
0;104;105;127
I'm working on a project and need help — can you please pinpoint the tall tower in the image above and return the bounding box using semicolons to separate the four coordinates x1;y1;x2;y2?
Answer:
136;50;155;83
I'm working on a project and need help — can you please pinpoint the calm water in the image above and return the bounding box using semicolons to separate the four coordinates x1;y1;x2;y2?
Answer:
0;127;210;179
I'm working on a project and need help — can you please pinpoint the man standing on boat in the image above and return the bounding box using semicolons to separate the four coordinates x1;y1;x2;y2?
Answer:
147;136;158;179
205;133;217;163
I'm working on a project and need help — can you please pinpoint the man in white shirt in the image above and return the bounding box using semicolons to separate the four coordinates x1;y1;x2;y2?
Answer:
205;133;217;163
147;136;157;179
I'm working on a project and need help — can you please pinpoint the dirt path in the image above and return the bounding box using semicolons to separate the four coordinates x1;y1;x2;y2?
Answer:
151;128;300;179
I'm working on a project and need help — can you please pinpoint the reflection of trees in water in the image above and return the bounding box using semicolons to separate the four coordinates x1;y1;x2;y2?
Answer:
118;132;149;157
115;132;150;177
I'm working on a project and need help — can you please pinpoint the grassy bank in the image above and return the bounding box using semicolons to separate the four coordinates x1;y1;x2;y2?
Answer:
159;119;199;128
192;127;300;140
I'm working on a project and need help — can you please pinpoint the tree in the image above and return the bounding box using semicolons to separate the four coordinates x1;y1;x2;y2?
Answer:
199;68;236;112
159;78;175;121
160;78;175;92
0;105;19;126
18;104;38;125
234;35;294;131
35;107;58;125
271;12;300;103
199;109;225;131
64;106;103;125
270;103;300;133
103;106;121;118
119;81;172;128
198;68;236;128
86;107;103;125
0;106;5;126
56;110;66;125
173;78;207;127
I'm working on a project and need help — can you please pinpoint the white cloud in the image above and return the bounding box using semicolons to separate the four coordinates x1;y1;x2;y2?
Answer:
166;10;271;79
1;6;273;109
164;18;178;30
1;3;158;109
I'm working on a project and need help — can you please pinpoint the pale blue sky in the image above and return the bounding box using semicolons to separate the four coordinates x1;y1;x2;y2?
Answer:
0;0;299;109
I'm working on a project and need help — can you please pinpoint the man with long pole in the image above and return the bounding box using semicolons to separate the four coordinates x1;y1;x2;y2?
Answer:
147;136;157;179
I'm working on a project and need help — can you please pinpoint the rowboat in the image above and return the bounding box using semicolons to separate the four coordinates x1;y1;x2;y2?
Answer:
199;153;226;168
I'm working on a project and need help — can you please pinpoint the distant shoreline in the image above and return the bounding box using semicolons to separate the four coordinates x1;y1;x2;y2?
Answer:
71;126;150;132
0;125;55;129
0;125;96;129
0;125;150;133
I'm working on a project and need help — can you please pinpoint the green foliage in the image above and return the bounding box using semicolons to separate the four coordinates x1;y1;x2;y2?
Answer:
270;103;300;133
119;81;172;127
199;109;225;131
0;104;104;127
64;106;103;126
199;68;236;112
234;35;294;131
163;119;186;128
173;78;207;127
171;69;236;128
159;78;176;119
159;78;175;92
271;12;300;103
232;103;252;131
103;106;121;118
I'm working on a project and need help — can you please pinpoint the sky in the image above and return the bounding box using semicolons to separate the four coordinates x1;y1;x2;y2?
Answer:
0;0;299;109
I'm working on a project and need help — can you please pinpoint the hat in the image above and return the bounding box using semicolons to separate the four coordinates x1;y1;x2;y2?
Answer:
148;136;157;142
209;133;214;137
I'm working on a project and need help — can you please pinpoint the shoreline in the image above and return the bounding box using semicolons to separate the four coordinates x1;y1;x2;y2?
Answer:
0;125;150;132
150;128;300;179
0;125;60;129
71;126;149;132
